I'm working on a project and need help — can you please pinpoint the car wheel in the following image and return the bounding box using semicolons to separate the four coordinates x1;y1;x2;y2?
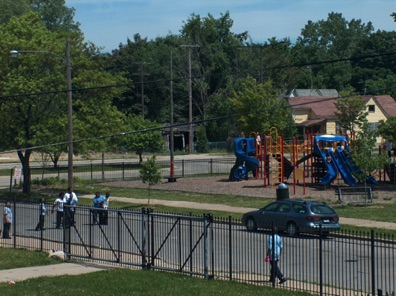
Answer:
245;217;257;232
286;222;298;236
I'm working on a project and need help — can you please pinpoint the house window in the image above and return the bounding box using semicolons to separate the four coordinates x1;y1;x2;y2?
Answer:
370;122;378;131
368;105;375;112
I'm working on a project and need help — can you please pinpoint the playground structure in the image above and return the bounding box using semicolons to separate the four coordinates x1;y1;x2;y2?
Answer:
230;128;385;193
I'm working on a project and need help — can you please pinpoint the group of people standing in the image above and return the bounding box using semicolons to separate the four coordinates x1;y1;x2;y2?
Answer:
2;188;111;239
51;188;78;229
37;187;79;230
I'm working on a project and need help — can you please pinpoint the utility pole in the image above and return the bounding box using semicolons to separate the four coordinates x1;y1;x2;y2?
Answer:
134;61;150;118
180;44;200;154
169;51;176;182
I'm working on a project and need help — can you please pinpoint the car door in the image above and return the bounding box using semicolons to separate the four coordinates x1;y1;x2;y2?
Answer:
256;202;280;229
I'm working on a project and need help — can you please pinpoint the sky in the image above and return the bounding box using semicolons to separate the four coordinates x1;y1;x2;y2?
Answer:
66;0;396;52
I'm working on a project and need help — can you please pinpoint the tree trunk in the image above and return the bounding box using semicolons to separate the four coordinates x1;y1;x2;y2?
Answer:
17;149;32;194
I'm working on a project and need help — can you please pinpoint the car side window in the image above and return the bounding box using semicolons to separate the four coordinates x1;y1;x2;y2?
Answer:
278;203;291;213
293;204;307;214
263;203;279;212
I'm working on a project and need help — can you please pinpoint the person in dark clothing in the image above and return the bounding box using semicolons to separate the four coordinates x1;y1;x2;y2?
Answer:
3;201;13;239
35;198;47;231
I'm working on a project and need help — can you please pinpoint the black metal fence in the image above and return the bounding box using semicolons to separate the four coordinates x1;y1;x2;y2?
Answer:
1;201;395;296
29;158;235;183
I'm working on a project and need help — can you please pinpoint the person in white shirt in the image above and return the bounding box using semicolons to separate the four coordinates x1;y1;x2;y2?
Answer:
52;192;65;228
64;187;78;227
102;192;110;225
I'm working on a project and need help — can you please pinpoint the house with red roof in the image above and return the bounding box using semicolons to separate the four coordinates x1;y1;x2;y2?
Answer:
286;90;396;142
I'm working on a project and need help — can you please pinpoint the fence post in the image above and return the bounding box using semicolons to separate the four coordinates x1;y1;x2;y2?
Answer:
319;225;323;296
210;159;213;175
122;162;125;180
117;211;121;263
141;208;148;269
371;229;376;296
90;163;93;180
182;160;185;178
228;216;232;281
203;213;212;279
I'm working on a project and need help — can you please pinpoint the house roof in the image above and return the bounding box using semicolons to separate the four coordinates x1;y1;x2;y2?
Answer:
288;95;396;121
362;95;396;118
287;96;338;119
288;89;339;97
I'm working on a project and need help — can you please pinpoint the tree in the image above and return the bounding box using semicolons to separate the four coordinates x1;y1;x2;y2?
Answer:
121;115;164;163
228;78;295;136
0;0;30;23
334;94;367;134
349;119;389;184
139;155;162;204
195;125;209;153
293;12;374;91
377;117;396;142
0;13;127;192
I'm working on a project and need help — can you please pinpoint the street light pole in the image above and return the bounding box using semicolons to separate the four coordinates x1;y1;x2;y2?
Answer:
10;40;73;188
180;44;199;154
65;40;73;189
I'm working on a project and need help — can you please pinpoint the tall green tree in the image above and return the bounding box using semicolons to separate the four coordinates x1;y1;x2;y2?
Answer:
0;13;127;192
293;12;374;91
334;94;367;134
229;78;295;136
0;0;30;23
349;119;389;184
120;115;164;163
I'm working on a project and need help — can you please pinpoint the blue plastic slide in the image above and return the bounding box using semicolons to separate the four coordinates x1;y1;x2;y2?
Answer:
338;148;377;184
230;137;259;180
333;149;356;186
319;149;339;185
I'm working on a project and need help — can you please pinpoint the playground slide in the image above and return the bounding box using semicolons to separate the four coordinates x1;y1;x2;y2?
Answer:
333;150;356;186
230;138;259;180
338;148;377;184
320;150;338;185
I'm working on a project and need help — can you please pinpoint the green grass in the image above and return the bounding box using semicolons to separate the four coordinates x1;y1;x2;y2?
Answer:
0;249;310;296
0;248;62;269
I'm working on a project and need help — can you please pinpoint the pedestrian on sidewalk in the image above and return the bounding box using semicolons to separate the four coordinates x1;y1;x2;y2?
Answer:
266;227;287;285
64;187;78;227
102;192;110;225
35;198;47;231
92;192;104;225
52;192;65;228
2;201;13;239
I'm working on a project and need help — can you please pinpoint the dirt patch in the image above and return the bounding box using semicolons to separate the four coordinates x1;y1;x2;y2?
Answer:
103;176;396;203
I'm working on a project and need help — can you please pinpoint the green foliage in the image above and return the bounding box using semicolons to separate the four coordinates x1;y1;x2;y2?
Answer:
121;115;164;162
139;155;162;202
349;119;390;183
378;117;396;142
335;95;367;133
229;78;296;136
195;125;209;153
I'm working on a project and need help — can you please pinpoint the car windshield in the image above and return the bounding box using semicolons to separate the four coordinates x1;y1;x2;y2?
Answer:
310;204;336;215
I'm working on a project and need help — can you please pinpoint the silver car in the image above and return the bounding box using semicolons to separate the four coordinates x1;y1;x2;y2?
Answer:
242;200;340;236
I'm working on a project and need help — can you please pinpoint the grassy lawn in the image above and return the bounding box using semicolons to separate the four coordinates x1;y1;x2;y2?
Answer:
0;249;310;296
0;248;62;270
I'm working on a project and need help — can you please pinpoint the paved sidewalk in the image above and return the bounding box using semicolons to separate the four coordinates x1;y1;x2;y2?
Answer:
0;263;105;283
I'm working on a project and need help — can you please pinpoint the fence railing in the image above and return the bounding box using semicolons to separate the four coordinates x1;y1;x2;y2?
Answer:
29;158;236;183
1;201;395;296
